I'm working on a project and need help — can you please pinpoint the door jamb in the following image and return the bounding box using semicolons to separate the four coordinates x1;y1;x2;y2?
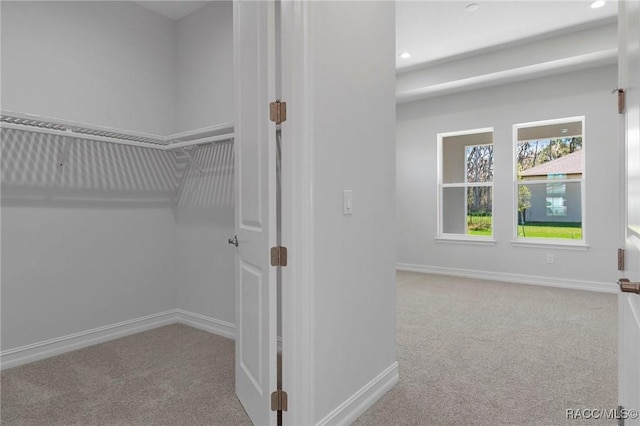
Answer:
280;1;315;425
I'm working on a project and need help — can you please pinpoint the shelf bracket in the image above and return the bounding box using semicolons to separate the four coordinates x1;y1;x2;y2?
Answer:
181;147;205;174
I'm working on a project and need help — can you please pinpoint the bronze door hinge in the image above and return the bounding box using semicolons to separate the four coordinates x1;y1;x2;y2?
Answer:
618;248;625;271
270;100;287;124
271;390;288;412
614;88;626;114
271;246;288;267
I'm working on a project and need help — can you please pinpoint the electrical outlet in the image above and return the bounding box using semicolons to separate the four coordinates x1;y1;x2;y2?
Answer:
547;253;554;264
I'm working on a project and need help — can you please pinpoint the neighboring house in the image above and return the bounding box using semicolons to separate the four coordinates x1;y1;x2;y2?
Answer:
520;150;583;223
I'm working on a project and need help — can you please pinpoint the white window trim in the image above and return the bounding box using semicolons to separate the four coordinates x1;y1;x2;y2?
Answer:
512;116;586;245
510;240;589;251
437;127;494;242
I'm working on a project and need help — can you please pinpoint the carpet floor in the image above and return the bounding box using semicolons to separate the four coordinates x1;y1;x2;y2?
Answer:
1;324;251;425
354;271;617;425
1;271;617;425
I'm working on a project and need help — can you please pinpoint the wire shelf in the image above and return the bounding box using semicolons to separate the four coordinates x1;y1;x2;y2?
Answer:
0;111;234;150
0;112;168;148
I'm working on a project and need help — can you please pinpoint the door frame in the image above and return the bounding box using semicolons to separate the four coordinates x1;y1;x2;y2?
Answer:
280;1;316;425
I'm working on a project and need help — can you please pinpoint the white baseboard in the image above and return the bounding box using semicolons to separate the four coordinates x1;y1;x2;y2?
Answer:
0;310;177;370
1;309;237;370
174;309;236;340
316;362;399;426
397;263;618;294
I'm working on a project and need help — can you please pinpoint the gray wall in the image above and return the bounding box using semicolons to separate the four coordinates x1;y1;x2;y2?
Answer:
397;65;619;284
524;182;582;223
1;204;176;350
304;2;397;422
0;1;176;135
174;142;235;325
175;1;234;133
0;1;236;352
173;1;235;325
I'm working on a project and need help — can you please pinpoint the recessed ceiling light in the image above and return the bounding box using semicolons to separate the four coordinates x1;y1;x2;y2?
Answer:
400;52;411;59
466;3;480;12
591;0;606;9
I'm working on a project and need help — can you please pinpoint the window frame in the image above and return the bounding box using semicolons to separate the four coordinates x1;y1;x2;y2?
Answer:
512;116;587;247
437;127;495;242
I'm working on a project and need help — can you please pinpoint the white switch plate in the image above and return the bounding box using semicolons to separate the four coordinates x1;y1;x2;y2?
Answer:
343;190;353;215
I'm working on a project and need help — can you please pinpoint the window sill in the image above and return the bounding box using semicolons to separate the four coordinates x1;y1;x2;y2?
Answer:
510;239;589;251
436;236;497;246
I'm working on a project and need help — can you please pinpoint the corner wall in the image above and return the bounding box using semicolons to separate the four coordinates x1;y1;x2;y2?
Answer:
0;1;176;135
172;0;236;332
301;2;398;423
396;65;620;290
174;0;234;133
174;142;236;335
0;1;237;360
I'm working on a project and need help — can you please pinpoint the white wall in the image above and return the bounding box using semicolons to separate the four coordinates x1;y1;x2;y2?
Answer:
302;2;397;422
397;65;619;287
172;1;235;328
0;1;176;135
1;204;176;350
0;128;179;351
0;0;236;355
174;142;235;326
175;1;234;133
0;2;178;354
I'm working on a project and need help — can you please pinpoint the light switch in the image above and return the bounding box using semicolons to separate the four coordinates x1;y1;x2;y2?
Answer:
343;190;353;215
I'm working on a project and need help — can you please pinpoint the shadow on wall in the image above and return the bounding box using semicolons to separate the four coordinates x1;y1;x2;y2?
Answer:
0;129;234;209
177;140;233;209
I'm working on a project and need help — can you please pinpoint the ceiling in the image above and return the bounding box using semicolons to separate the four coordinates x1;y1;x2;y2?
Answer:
132;1;211;21
396;0;618;71
131;1;617;70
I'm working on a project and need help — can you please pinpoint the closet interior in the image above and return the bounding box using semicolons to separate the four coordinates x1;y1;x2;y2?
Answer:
1;1;239;368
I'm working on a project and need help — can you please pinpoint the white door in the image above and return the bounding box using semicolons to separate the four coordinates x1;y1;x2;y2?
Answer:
619;0;640;424
233;0;278;425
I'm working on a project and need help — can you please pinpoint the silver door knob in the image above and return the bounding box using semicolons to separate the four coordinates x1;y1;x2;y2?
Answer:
228;235;239;247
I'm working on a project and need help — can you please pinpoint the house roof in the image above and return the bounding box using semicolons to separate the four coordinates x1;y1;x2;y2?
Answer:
520;150;583;177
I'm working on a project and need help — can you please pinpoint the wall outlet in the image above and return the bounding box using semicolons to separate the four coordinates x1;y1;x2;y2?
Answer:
546;253;554;264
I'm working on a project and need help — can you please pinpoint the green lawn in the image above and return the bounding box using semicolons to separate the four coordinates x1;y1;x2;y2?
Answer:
466;216;582;239
517;222;582;239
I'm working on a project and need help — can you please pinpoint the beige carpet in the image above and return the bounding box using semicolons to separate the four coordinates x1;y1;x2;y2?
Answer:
1;271;617;425
1;324;251;425
354;271;617;425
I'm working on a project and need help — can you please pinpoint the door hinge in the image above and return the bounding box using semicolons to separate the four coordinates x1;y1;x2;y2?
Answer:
271;246;288;267
614;88;626;114
269;100;287;124
271;390;288;412
618;248;625;271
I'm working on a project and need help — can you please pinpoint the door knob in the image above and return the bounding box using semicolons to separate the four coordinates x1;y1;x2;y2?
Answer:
618;278;640;294
228;235;239;247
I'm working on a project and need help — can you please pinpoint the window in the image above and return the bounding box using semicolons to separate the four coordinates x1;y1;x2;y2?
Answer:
438;129;494;238
514;117;584;241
